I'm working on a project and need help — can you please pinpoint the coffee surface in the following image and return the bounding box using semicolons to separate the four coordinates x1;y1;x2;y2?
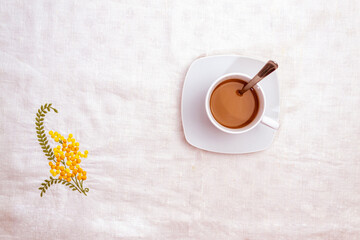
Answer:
210;79;259;128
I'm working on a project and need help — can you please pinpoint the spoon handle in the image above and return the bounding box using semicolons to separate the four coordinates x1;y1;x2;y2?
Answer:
240;60;278;94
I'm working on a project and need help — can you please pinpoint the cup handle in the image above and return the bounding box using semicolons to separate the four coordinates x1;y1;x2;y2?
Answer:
261;116;279;130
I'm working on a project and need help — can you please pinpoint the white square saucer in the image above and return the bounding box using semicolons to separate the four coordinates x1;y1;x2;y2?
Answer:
181;55;280;154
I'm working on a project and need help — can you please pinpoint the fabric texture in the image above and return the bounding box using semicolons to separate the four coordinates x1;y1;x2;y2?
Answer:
0;0;359;239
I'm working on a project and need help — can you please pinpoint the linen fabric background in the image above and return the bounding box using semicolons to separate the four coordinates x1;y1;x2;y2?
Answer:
0;0;359;239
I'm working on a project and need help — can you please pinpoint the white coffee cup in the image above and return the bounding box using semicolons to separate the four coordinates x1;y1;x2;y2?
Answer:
205;73;279;134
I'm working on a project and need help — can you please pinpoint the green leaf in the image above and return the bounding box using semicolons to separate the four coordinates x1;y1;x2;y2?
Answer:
44;104;48;108
62;182;65;185
72;188;77;191
41;105;44;111
48;103;52;107
35;122;41;127
53;108;58;113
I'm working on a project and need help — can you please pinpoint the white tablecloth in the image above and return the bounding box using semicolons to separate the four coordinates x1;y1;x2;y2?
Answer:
0;0;359;239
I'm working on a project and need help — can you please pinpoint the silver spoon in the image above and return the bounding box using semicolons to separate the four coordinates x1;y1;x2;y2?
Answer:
238;60;278;95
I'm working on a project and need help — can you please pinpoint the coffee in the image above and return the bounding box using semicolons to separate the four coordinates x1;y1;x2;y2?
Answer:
210;79;259;128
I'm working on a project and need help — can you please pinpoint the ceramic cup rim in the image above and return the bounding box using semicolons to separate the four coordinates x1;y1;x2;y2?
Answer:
205;73;266;134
